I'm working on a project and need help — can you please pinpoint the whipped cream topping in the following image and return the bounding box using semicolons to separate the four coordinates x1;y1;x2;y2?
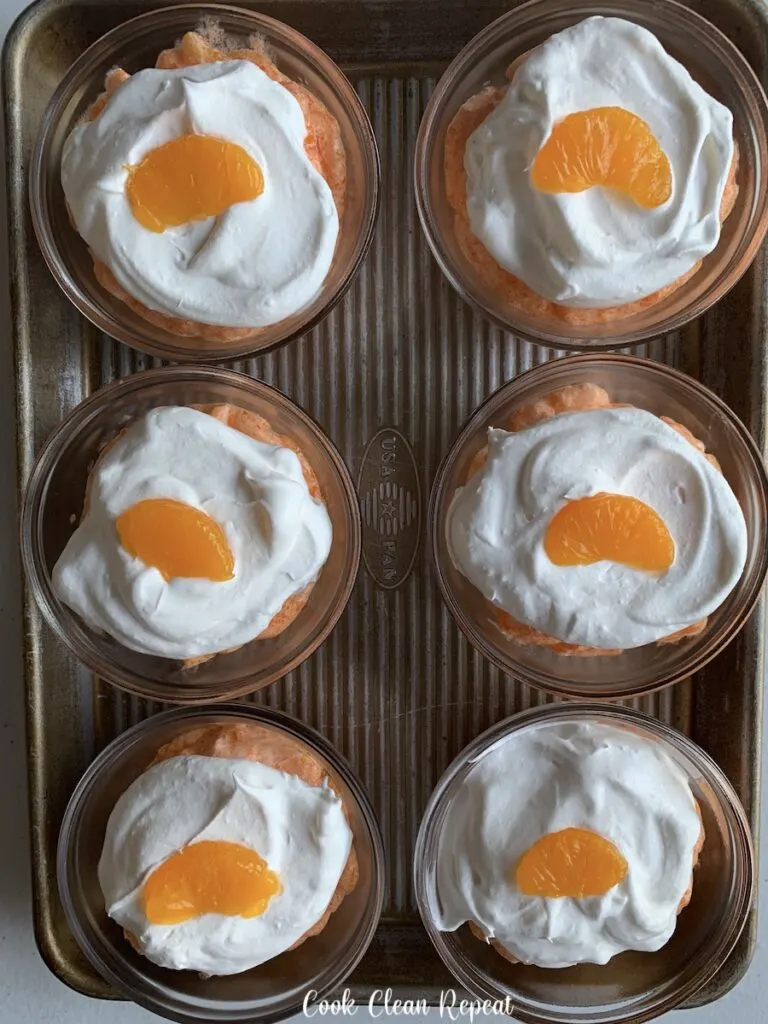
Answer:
464;17;734;307
62;61;339;327
433;720;702;967
99;754;353;974
447;407;747;648
52;406;332;658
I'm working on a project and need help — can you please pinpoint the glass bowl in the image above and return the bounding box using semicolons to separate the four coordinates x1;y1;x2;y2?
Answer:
20;365;361;703
429;354;768;700
414;703;755;1024
30;3;380;362
58;703;385;1023
414;0;768;351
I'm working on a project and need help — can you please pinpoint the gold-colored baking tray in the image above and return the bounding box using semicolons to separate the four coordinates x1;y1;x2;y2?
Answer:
5;0;767;1006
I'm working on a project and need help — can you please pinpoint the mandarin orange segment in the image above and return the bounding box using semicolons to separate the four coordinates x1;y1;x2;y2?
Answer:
515;828;628;899
142;840;281;925
544;492;674;572
126;133;264;232
531;106;672;209
116;498;235;582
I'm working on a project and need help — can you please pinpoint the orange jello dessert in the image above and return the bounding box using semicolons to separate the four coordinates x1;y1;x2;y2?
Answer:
53;402;332;665
448;382;747;655
445;17;737;324
63;30;346;341
98;722;358;974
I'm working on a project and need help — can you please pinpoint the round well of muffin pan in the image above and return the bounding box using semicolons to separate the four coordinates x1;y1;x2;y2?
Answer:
29;3;380;362
57;704;385;1024
430;354;768;700
414;703;755;1024
20;365;361;703
414;0;768;350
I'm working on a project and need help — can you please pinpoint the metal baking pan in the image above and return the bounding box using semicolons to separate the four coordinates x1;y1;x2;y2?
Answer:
5;0;767;1006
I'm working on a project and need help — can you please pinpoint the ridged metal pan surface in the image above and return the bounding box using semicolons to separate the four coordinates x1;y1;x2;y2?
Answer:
4;0;767;1005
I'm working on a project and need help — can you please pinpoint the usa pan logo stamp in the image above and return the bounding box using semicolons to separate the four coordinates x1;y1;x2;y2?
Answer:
358;428;421;590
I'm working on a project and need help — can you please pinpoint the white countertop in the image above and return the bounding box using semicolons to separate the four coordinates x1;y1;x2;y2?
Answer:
0;1;765;1021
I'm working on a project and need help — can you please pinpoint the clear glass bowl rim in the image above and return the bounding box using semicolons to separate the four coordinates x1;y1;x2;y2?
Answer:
57;702;387;1023
429;352;768;699
19;364;362;703
29;2;381;363
413;0;768;351
413;701;756;1024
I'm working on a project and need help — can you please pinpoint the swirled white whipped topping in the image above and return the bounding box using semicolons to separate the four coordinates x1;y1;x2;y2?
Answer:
433;720;703;967
464;17;734;307
446;407;747;648
52;406;332;658
99;754;352;974
61;60;339;326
